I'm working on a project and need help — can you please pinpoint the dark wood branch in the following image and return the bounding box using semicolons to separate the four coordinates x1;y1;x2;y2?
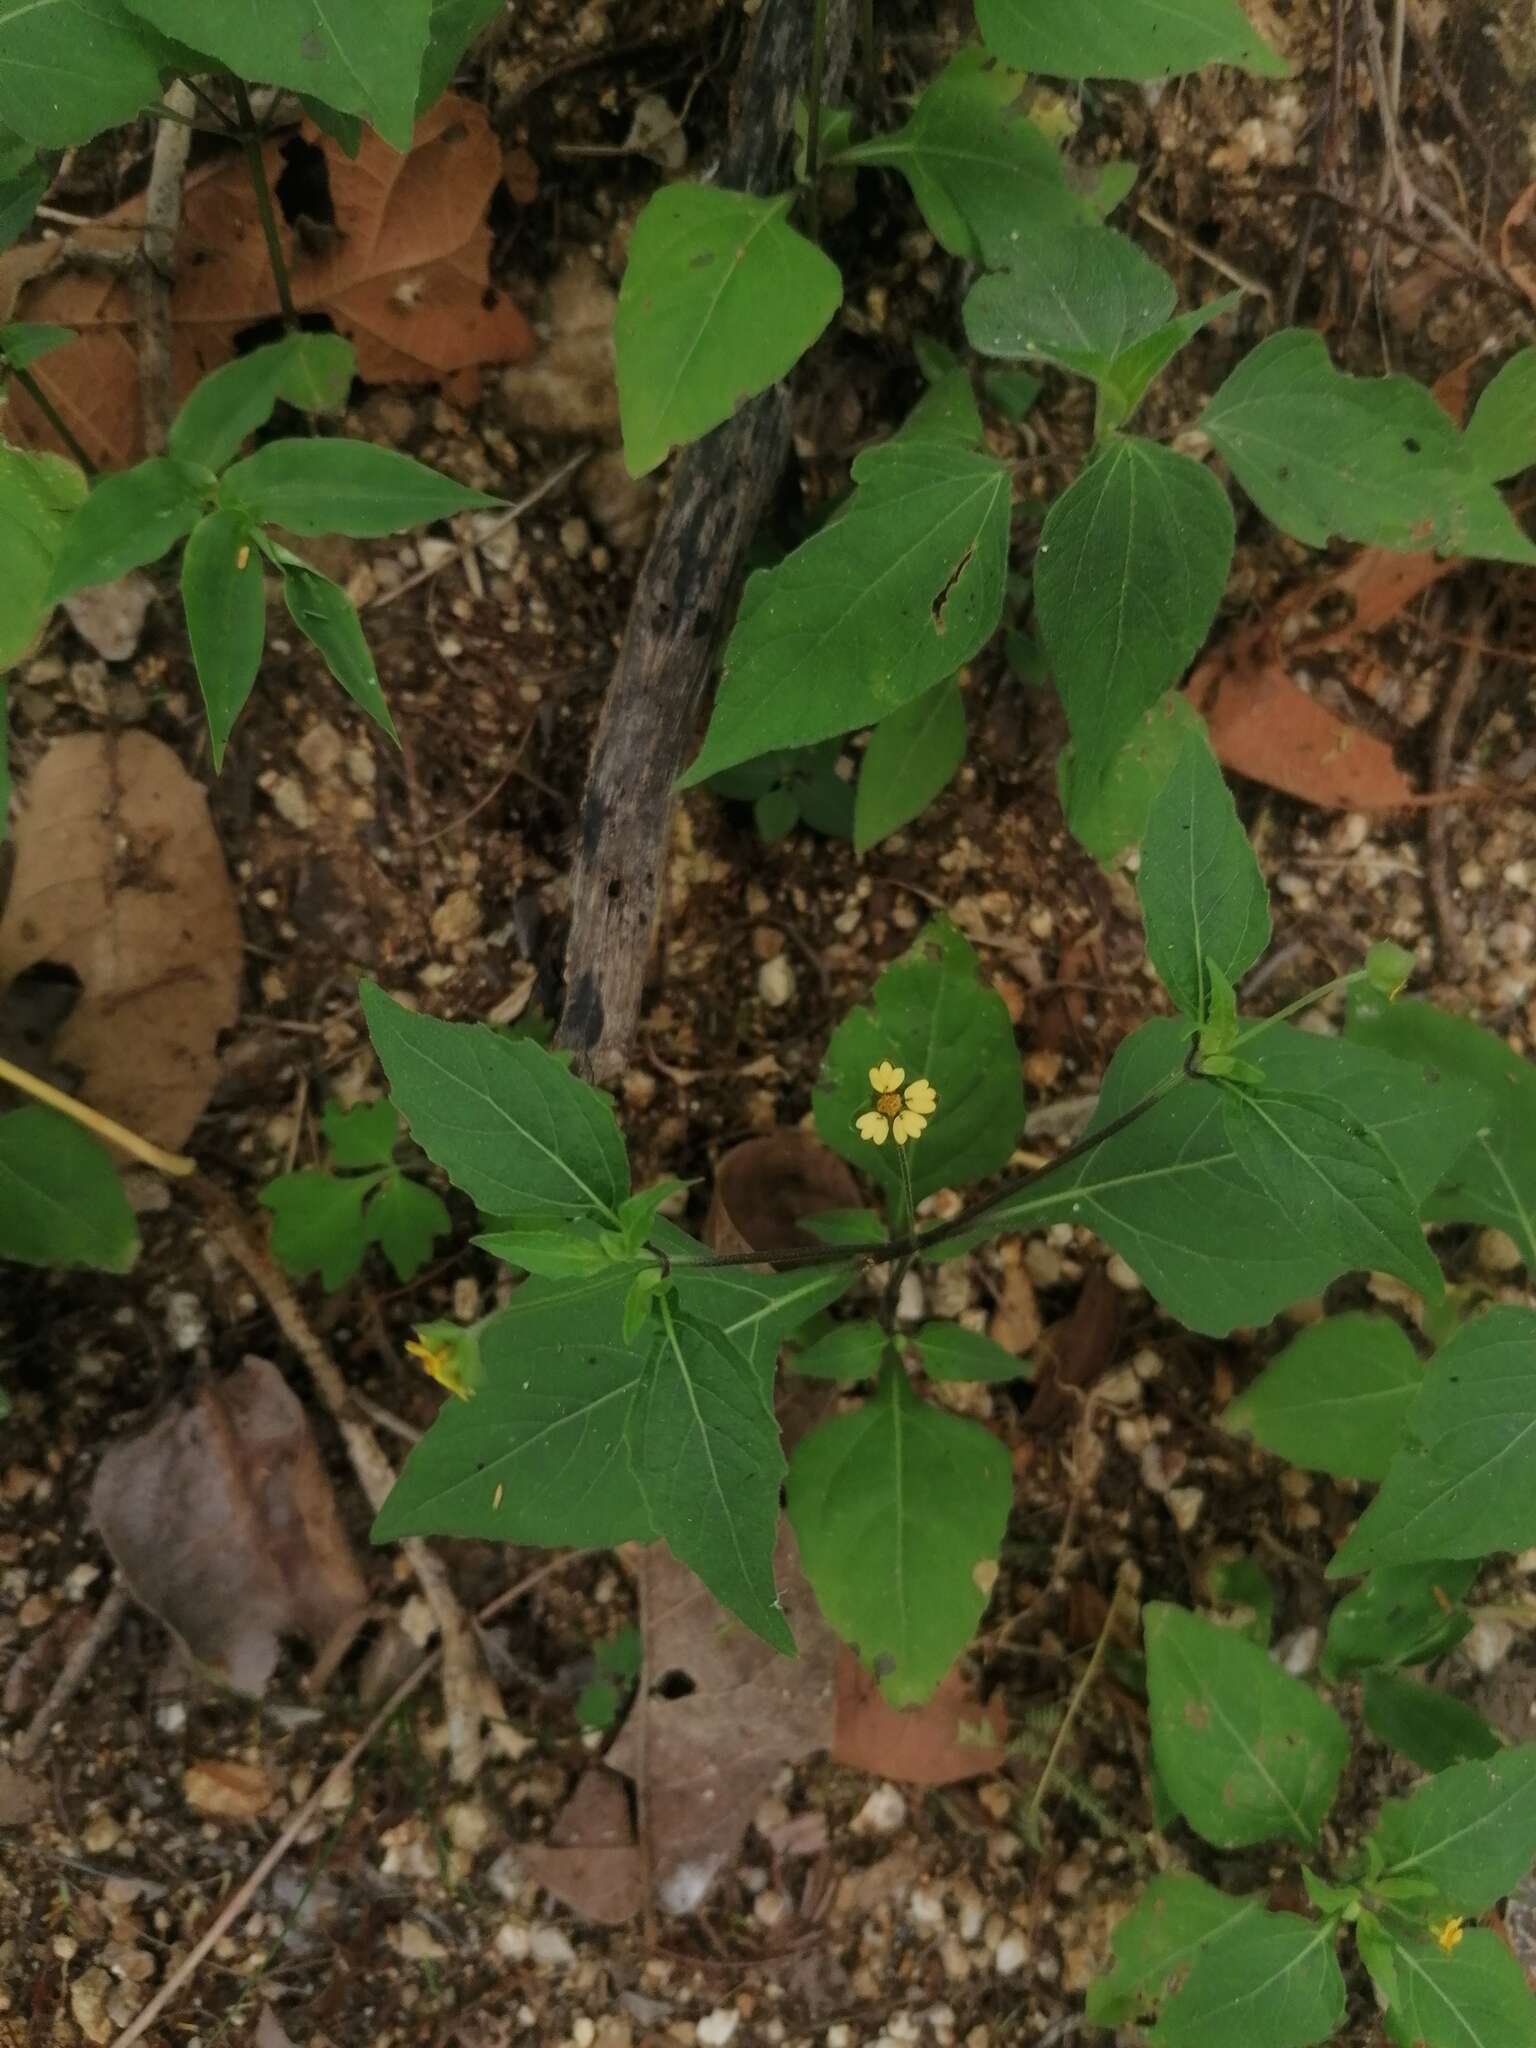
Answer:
555;0;856;1081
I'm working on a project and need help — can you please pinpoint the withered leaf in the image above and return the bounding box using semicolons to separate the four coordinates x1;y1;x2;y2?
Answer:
0;731;242;1152
1;97;533;470
832;1651;1007;1786
90;1358;369;1696
521;1768;644;1927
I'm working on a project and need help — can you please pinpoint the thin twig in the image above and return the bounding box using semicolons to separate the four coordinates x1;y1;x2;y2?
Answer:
1136;203;1274;305
365;449;590;611
137;79;195;453
1025;1566;1133;1833
8;365;95;474
14;1582;130;1765
193;1181;499;1784
107;1552;589;2048
1425;612;1489;978
0;1051;193;1176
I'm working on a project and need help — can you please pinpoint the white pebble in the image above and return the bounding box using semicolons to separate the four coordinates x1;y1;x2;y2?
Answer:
757;954;796;1007
994;1931;1028;1975
1167;1486;1205;1533
697;2010;740;2048
853;1783;907;1835
164;1292;209;1353
1464;1618;1514;1675
530;1925;577;1966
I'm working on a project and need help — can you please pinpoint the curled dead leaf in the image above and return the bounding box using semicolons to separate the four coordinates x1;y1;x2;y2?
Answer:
0;732;242;1151
183;1757;278;1822
832;1652;1007;1786
521;1768;644;1927
705;1130;863;1258
91;1357;369;1696
0;97;533;469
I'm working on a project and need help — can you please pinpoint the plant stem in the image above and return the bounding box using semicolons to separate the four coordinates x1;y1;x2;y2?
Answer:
1231;969;1364;1051
233;78;298;329
880;1145;916;1332
11;366;95;474
668;1069;1184;1275
805;0;829;236
0;1050;193;1177
1025;1566;1132;1832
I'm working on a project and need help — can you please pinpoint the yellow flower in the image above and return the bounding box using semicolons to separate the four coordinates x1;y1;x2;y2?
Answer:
1431;1917;1464;1954
406;1323;480;1401
856;1061;938;1147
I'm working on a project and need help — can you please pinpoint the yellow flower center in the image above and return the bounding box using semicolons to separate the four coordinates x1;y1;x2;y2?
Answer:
876;1092;904;1116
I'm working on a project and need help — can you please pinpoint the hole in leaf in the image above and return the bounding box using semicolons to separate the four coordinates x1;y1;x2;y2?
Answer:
274;136;335;228
653;1668;697;1700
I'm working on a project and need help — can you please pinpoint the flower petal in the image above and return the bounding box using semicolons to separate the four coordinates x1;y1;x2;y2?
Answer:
903;1079;937;1116
868;1060;905;1094
856;1111;891;1146
892;1109;927;1144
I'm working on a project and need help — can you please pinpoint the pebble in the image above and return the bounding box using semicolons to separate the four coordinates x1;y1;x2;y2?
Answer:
560;516;592;559
1477;1228;1525;1276
393;1919;447;1960
163;1291;209;1353
268;776;316;830
1278;1625;1320;1676
296;721;345;779
183;1758;277;1821
753;1889;786;1928
1167;1486;1205;1532
1464;1618;1515;1675
70;1969;113;2046
994;1931;1028;1976
757;954;796;1007
1106;1254;1142;1293
853;1783;907;1835
432;888;482;946
697;2010;740;2047
530;1925;577;1966
908;1887;946;1930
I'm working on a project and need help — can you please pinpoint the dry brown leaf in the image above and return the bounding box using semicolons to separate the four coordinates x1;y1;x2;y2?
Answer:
183;1757;278;1821
0;96;533;469
605;1530;838;1916
831;1653;1007;1785
521;1769;644;1927
0;1761;47;1827
0;731;241;1151
1026;1264;1125;1433
1186;624;1415;813
90;1357;369;1696
705;1130;863;1258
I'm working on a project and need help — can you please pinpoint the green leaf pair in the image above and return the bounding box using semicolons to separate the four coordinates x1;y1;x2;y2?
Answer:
46;335;497;765
260;1098;450;1291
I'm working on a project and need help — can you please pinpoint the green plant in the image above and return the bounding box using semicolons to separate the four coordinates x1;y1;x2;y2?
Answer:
260;1099;452;1292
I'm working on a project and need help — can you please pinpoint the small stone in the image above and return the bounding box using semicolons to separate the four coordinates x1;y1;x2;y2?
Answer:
757;954;796;1008
70;1969;113;2046
297;722;345;779
1277;1625;1320;1676
976;1782;1012;1823
1106;1254;1142;1293
446;1801;491;1853
1167;1486;1205;1533
183;1758;277;1821
393;1919;447;1961
697;2010;740;2047
164;1291;209;1353
994;1932;1028;1976
753;1889;787;1928
268;777;316;830
81;1811;122;1855
908;1887;946;1930
432;888;483;946
1464;1618;1514;1675
1477;1228;1525;1276
530;1925;577;1966
853;1783;907;1835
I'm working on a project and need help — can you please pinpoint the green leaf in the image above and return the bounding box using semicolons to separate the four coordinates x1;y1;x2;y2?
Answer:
791;1319;888;1380
120;0;431;149
1058;678;1204;865
787;1360;1012;1704
361;981;629;1222
814;915;1025;1207
0;0;182;147
1322;1560;1477;1681
834;48;1094;265
974;0;1287;79
298;95;363;155
1085;1873;1264;2029
853;680;965;853
662;1231;858;1367
373;1269;654;1545
964;221;1176;377
418;0;502;109
629;1306;791;1653
169;334;356;472
1330;1307;1536;1574
46;456;208;601
1348;990;1536;1270
279;557;397;741
1202;329;1536;564
367;1173;450;1283
1206;1556;1275;1645
1365;941;1417;1001
1096;291;1242;433
755;786;798;840
679;413;1010;781
615;185;841;478
1362;1671;1501;1775
476;1225;612;1278
0;321;74;371
1137;723;1269;1020
970;1018;1485;1334
181;509;266;770
0;442;87;668
322;1098;398;1168
1223;1312;1423;1481
1384;1928;1536;2048
1367;1748;1536;1915
0;155;49;251
1461;349;1536;482
596;1623;642;1680
576;1678;618;1731
909;1321;1031;1382
1036;441;1234;792
982;366;1041;422
260;1170;374;1290
0;1107;137;1272
1221;1088;1443;1300
1145;1603;1348;1847
1154;1911;1345;2048
222;439;494;538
